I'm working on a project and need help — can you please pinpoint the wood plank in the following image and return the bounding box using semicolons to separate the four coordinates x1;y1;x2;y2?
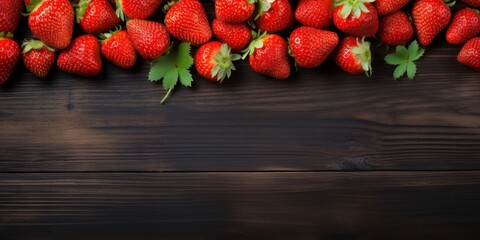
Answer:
1;172;479;239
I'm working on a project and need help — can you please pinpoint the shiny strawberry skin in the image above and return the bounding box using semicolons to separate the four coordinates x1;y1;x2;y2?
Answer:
215;0;254;23
126;19;170;61
333;3;378;37
22;46;56;78
77;0;120;34
118;0;163;20
460;0;480;7
249;34;290;80
165;0;212;46
289;26;338;68
412;0;451;46
333;36;365;75
256;0;294;33
0;37;20;84
28;0;74;50
377;11;414;46
57;35;102;77
0;0;23;33
446;8;480;45
212;19;251;52
295;0;334;29
101;30;137;69
374;0;411;16
457;37;480;71
194;41;223;82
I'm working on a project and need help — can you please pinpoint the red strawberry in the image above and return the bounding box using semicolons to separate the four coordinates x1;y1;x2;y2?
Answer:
333;0;379;37
215;0;255;23
377;11;414;46
333;36;372;76
57;34;102;77
295;0;334;29
255;0;294;33
26;0;74;50
116;0;163;20
0;0;23;34
21;39;56;78
243;32;290;79
212;19;252;52
446;8;480;45
100;29;137;69
0;33;20;84
126;19;170;61
460;0;480;7
194;41;241;83
412;0;452;46
457;37;480;71
289;26;339;68
165;0;212;46
374;0;411;16
76;0;120;34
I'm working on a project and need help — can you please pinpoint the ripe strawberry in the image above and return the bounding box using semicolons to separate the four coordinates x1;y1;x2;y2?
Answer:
377;11;414;46
295;0;334;29
412;0;452;46
165;0;212;46
333;0;379;37
374;0;411;16
126;19;170;61
26;0;74;50
0;0;23;34
57;34;102;77
460;0;480;7
194;41;241;83
100;29;137;69
446;8;480;45
0;33;20;84
76;0;120;34
289;26;339;68
243;32;290;79
215;0;255;23
457;37;480;71
115;0;163;20
333;36;372;76
255;0;294;33
21;39;56;78
212;19;252;52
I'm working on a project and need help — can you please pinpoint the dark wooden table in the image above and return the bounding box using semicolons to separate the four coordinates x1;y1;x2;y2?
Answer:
1;2;480;239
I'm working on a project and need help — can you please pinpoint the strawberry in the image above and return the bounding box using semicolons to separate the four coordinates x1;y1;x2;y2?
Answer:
460;0;480;7
115;0;163;21
333;0;379;38
212;19;252;52
0;0;23;34
289;26;339;68
126;19;170;61
412;0;452;46
377;11;414;46
215;0;255;23
333;36;372;76
295;0;334;29
26;0;74;50
255;0;294;33
446;8;480;45
242;32;290;79
76;0;120;34
0;33;20;84
57;34;102;77
164;0;212;46
194;41;241;83
21;39;56;78
457;37;480;71
100;28;137;69
374;0;411;16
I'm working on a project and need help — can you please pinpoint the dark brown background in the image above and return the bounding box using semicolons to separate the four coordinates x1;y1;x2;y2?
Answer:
1;1;480;239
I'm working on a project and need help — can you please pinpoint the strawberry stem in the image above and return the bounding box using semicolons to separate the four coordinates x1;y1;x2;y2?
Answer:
160;88;174;104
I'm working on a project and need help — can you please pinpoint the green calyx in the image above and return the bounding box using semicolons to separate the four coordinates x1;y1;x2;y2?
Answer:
241;30;267;59
254;0;274;20
115;0;126;21
76;0;91;23
334;0;375;19
211;44;241;83
21;39;55;53
98;26;122;42
443;0;455;7
351;37;372;77
0;32;14;39
163;0;181;12
25;0;44;14
384;40;425;80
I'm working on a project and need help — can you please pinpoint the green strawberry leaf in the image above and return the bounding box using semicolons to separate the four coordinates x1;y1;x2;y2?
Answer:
178;68;193;87
385;40;425;80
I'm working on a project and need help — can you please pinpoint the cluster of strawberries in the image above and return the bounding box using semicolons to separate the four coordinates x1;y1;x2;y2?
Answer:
0;0;479;94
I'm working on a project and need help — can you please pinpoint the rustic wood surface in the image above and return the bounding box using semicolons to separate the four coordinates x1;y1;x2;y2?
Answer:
1;1;479;239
